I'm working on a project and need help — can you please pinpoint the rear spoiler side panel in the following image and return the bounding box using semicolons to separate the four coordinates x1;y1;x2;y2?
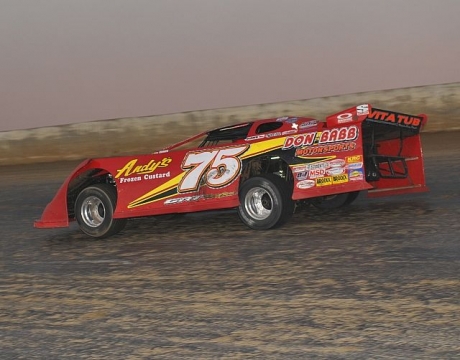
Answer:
362;108;428;198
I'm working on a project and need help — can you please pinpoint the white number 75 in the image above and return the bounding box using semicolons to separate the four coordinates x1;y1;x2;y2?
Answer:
179;145;249;192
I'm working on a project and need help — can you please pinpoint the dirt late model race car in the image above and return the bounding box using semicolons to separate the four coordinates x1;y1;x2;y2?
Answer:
35;104;428;238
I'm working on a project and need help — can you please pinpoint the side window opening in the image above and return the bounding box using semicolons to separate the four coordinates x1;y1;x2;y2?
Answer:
201;123;253;148
256;122;283;134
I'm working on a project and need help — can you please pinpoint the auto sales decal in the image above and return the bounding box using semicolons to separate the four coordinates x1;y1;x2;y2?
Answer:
115;157;172;183
296;142;357;157
283;125;358;149
283;125;359;157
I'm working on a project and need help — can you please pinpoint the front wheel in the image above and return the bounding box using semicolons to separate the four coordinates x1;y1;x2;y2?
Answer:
75;184;127;238
238;174;294;230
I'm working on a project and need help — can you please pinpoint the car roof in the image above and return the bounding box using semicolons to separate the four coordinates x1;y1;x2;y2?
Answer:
166;116;319;150
213;116;319;140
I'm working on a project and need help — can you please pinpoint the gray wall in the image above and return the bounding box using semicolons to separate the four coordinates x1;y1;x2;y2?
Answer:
1;82;459;166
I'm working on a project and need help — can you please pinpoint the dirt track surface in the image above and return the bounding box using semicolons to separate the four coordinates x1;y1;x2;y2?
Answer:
1;132;459;359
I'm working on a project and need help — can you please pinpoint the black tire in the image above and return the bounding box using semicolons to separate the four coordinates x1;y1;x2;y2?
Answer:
343;191;360;206
238;174;295;230
74;184;127;238
311;191;360;210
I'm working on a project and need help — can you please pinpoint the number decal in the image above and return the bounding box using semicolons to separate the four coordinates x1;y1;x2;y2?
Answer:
179;150;219;192
179;145;249;193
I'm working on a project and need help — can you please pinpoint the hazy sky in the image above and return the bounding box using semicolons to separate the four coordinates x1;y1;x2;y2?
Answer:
1;0;459;131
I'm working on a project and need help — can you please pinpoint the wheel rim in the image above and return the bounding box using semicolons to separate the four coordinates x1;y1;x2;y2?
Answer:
244;187;273;220
81;196;106;228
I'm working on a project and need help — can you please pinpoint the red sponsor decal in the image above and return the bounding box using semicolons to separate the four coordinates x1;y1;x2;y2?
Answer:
367;109;422;128
284;125;358;150
296;142;357;156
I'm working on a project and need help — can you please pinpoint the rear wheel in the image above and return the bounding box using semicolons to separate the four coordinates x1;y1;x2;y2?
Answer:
75;184;127;238
311;191;360;209
238;174;294;230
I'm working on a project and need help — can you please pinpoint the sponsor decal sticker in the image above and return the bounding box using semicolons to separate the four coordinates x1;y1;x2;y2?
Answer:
296;171;308;181
332;174;348;184
346;162;364;170
316;176;333;187
119;176;142;184
164;195;203;205
282;129;297;136
317;125;358;143
357;104;369;116
245;134;265;141
326;167;344;176
329;159;345;168
283;132;317;149
293;158;351;180
346;155;362;163
295;142;357;156
284;125;358;150
349;169;364;181
265;132;281;138
116;157;172;183
297;180;315;189
308;168;326;179
367;109;423;129
116;157;172;178
164;191;236;204
299;120;318;129
337;113;353;124
119;172;172;184
345;156;363;172
292;165;308;173
306;161;330;171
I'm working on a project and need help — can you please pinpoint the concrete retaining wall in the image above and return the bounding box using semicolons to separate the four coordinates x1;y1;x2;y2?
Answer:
1;82;459;166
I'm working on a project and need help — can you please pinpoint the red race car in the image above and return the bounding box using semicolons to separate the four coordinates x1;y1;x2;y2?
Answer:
35;104;428;238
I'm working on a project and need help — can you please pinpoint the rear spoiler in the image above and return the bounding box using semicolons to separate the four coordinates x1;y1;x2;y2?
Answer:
326;104;429;198
326;104;427;134
365;107;427;134
362;106;429;198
